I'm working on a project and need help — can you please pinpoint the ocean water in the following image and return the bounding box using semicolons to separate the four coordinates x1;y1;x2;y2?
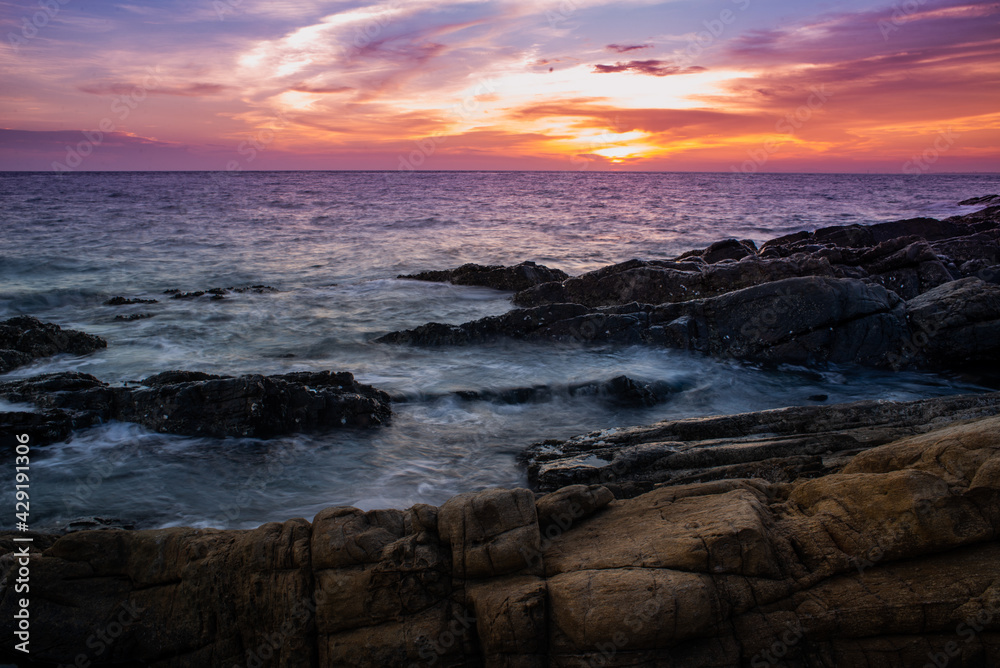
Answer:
2;171;999;530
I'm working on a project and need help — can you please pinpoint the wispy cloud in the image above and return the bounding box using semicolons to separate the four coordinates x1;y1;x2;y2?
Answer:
593;60;706;76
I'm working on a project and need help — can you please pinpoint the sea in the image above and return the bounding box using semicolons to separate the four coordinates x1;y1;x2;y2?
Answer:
2;171;999;531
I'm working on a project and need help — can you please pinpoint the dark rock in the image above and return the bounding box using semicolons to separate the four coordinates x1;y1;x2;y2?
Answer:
521;390;1000;492
0;409;100;447
900;277;1000;371
142;370;224;386
114;313;154;321
677;238;758;263
171;291;206;299
230;284;279;294
400;261;569;292
0;370;392;439
382;276;912;368
513;254;839;308
0;316;106;373
104;296;158;306
958;194;1000;206
447;375;685;408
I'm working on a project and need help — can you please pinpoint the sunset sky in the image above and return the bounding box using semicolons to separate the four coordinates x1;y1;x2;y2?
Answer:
1;0;998;171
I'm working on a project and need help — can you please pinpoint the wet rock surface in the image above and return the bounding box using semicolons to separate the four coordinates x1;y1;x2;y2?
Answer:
399;260;569;292
0;369;391;439
392;374;689;408
379;205;1000;374
0;316;106;373
521;390;1000;494
4;401;999;667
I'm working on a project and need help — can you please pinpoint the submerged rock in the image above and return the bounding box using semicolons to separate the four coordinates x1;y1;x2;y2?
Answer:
400;260;569;292
443;374;686;408
959;193;1000;206
0;370;391;438
4;400;999;667
104;296;158;306
0;316;106;373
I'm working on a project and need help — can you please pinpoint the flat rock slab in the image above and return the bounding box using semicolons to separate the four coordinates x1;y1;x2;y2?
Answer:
521;390;1000;494
0;369;391;439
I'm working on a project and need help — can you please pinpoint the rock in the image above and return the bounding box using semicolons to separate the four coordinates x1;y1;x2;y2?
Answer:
400;261;569;292
381;276;914;368
534;484;613;534
521;390;1000;492
512;254;840;308
104;296;158;306
0;409;101;448
0;316;106;373
438;488;540;579
900;277;1000;371
0;370;392;438
4;407;1000;667
445;375;686;408
114;313;154;321
959;194;1000;206
677;238;758;263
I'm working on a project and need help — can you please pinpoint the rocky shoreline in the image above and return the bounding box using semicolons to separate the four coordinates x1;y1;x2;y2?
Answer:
2;396;998;666
381;204;1000;377
2;199;1000;666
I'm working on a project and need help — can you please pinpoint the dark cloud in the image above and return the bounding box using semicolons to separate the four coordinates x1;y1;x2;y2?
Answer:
593;60;706;76
606;43;650;53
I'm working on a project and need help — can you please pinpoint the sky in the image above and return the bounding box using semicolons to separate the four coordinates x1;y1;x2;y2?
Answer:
0;0;998;171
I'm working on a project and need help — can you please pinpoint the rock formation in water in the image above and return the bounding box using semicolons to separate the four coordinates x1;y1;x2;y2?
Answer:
3;395;999;667
0;369;391;440
399;261;570;292
378;206;1000;375
0;316;106;374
